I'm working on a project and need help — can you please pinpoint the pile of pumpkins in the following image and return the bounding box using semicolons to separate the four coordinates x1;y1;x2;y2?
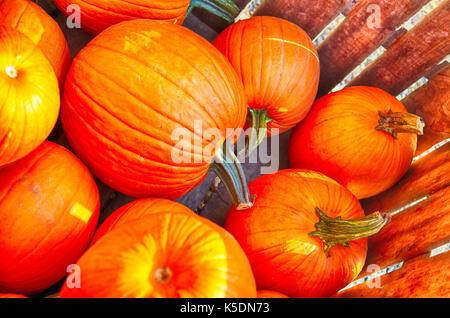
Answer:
0;0;423;298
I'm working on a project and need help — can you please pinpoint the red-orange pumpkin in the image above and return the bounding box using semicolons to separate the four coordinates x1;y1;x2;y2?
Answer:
257;290;289;298
289;86;423;199
213;16;320;143
61;19;251;207
0;0;71;89
60;210;257;298
0;293;27;298
0;141;100;295
90;198;193;245
0;25;60;167
225;169;389;298
54;0;240;35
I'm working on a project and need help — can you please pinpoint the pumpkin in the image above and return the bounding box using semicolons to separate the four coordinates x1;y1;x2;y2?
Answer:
288;86;424;199
53;0;240;35
90;198;193;245
225;169;390;298
0;141;100;295
0;25;60;167
61;19;252;209
59;210;257;298
257;290;289;298
0;0;71;89
0;293;27;298
213;16;320;149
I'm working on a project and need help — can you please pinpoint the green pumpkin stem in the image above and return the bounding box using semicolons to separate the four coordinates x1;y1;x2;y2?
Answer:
376;110;424;139
245;108;273;156
210;140;253;210
309;207;390;255
187;0;240;23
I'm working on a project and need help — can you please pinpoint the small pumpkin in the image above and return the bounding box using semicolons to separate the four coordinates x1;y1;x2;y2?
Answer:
0;0;71;89
213;16;320;148
0;141;100;295
61;19;252;208
53;0;240;35
225;169;389;298
90;198;194;245
257;290;289;298
0;25;60;167
288;86;424;199
60;209;257;298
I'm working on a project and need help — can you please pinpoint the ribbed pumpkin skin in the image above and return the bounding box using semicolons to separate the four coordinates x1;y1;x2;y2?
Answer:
225;169;367;298
0;142;100;295
0;25;60;168
289;86;417;199
257;290;289;298
61;19;247;199
54;0;189;35
213;16;320;134
91;198;193;245
0;0;71;88
60;211;257;298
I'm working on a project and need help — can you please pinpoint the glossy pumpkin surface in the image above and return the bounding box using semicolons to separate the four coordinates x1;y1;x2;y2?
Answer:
0;0;71;88
225;169;368;298
60;211;257;298
61;19;247;199
213;16;320;134
0;142;100;295
289;86;419;199
0;25;60;167
257;290;289;298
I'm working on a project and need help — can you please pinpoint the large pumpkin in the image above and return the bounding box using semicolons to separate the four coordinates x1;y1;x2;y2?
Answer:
213;16;320;148
225;169;389;298
0;25;60;167
289;86;423;199
61;19;251;208
0;141;100;295
91;198;193;245
60;210;257;298
54;0;240;35
0;0;71;88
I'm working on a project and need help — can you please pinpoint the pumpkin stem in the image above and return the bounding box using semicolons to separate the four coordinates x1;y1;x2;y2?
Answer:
376;110;424;139
154;267;173;284
210;140;253;210
244;108;273;157
187;0;240;23
5;65;18;78
309;207;391;256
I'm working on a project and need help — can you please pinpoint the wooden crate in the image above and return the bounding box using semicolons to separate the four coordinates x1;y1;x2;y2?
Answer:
35;0;449;298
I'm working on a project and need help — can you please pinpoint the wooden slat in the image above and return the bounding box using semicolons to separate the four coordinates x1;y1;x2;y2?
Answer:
253;0;353;39
364;186;450;269
348;0;450;95
317;0;429;96
402;64;450;155
337;251;450;298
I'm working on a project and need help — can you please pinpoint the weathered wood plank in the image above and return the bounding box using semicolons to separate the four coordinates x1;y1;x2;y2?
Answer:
364;186;450;269
348;0;450;96
253;0;353;39
317;0;429;96
338;251;450;298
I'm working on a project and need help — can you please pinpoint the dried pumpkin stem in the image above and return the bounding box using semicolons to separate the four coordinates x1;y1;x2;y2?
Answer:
210;140;253;211
154;267;173;284
376;110;424;139
309;207;391;255
187;0;240;23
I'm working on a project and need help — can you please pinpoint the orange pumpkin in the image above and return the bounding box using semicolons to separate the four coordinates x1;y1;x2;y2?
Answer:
91;198;193;245
0;293;27;298
289;86;424;199
59;210;257;298
54;0;240;35
61;19;251;208
213;16;320;147
0;0;71;89
0;25;60;167
257;290;289;298
0;141;100;295
225;169;389;298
